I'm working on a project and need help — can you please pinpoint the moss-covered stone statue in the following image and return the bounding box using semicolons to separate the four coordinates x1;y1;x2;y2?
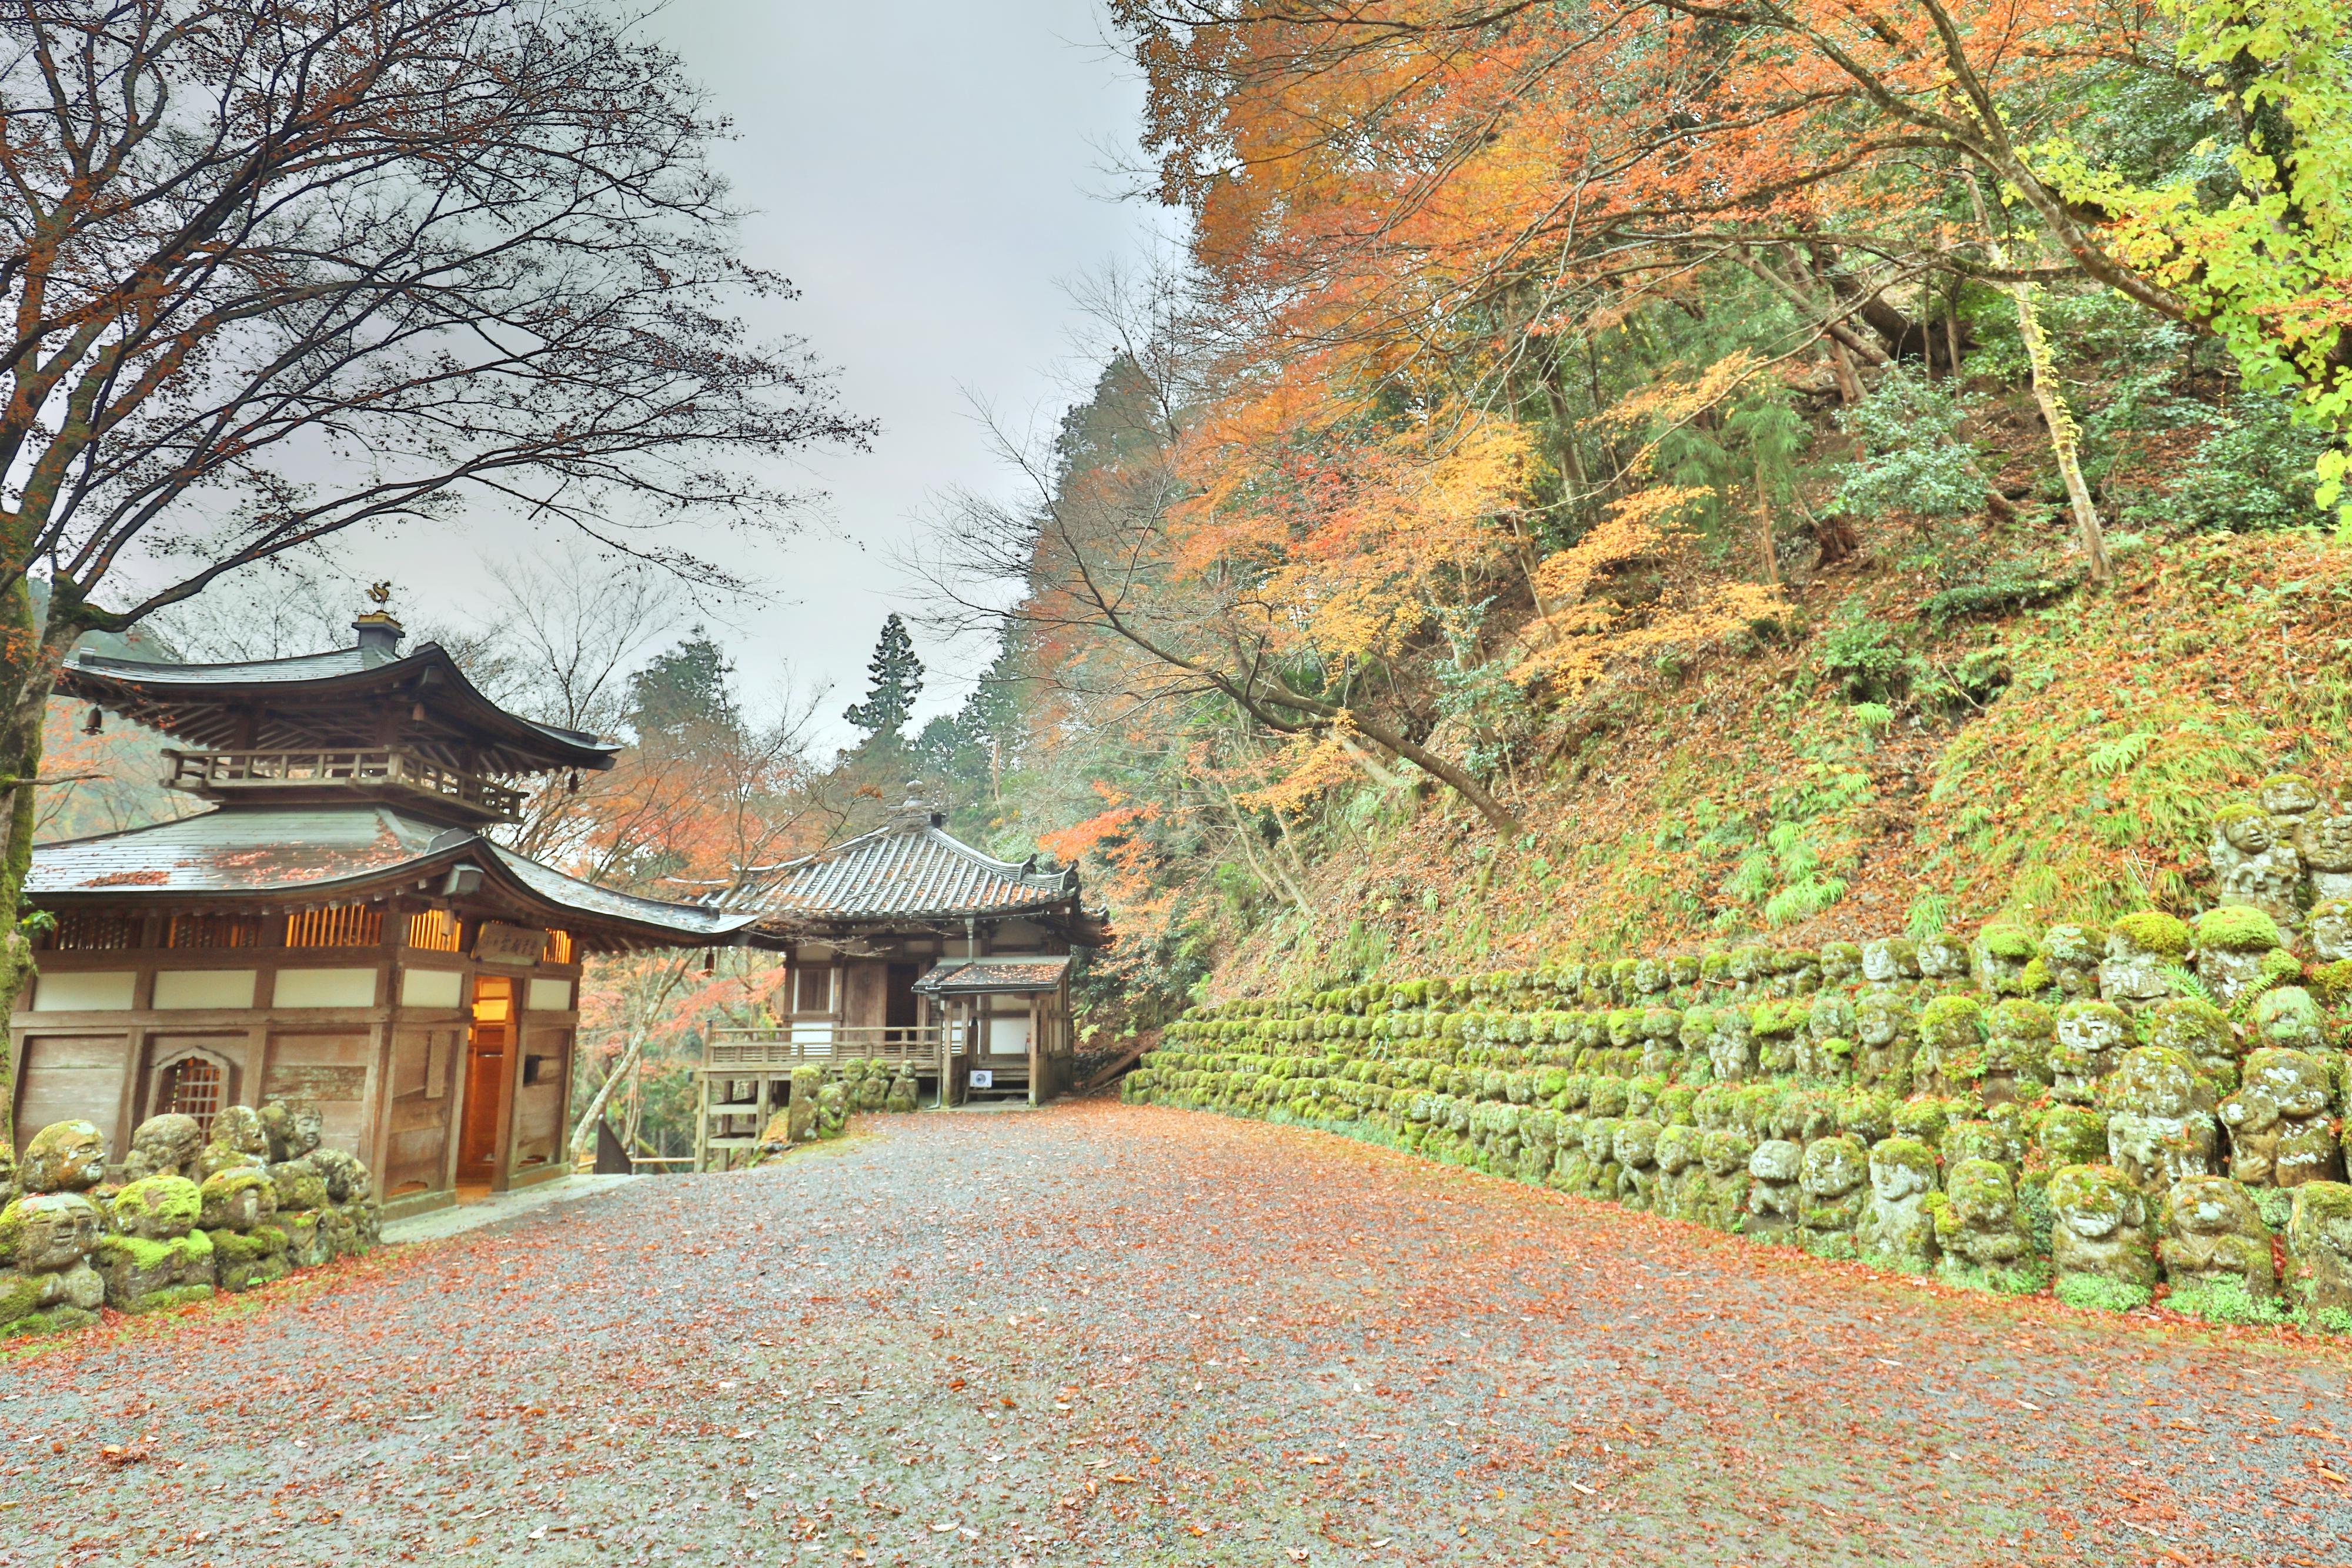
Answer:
2209;797;2305;931
0;1190;107;1336
1856;1138;1937;1273
20;1119;108;1196
1933;1159;2040;1292
2102;1046;2219;1193
2040;924;2105;1000
2221;1048;2341;1188
2285;1182;2352;1328
121;1114;203;1183
1911;996;1984;1102
2141;998;2240;1094
2099;912;2189;1011
2050;1002;2132;1105
198;1105;273;1180
2160;1175;2278;1319
1853;992;1913;1095
99;1175;215;1314
1798;1135;1867;1255
1745;1138;1802;1243
1690;1130;1753;1232
199;1165;288;1293
2047;1164;2156;1310
1612;1118;1661;1210
2192;906;2294;1007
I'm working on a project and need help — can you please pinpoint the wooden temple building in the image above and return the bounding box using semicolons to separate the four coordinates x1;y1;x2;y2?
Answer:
9;613;751;1218
693;793;1109;1165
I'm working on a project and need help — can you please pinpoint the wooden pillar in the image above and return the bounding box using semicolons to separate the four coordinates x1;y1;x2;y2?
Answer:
694;1073;710;1171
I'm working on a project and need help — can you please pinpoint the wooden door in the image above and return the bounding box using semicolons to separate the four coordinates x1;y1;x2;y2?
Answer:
457;975;513;1181
885;963;920;1037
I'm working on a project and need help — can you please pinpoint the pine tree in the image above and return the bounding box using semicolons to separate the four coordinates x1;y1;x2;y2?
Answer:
844;613;924;739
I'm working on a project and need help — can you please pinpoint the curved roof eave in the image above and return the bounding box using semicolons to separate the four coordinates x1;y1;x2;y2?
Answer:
61;643;621;772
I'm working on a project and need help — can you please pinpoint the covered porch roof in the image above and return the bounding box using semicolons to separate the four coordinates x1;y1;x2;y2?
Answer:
912;955;1073;997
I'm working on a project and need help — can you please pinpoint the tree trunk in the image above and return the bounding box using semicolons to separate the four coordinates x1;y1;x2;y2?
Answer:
1344;711;1526;840
568;958;693;1164
0;580;74;1156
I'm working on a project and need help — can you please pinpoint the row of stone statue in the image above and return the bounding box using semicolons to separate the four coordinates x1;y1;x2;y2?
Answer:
747;1058;921;1164
0;1103;379;1338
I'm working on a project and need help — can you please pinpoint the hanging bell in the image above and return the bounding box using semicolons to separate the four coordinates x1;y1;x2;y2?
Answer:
409;700;427;723
82;707;102;735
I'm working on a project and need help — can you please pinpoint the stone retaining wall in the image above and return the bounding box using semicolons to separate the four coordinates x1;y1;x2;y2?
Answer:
1;1101;380;1340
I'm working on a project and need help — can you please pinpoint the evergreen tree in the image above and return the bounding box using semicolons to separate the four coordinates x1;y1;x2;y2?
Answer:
626;628;737;741
844;613;924;740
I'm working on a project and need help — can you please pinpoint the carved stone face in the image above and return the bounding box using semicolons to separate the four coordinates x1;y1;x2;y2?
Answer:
2261;775;2321;818
129;1114;202;1174
1870;1155;1927;1202
21;1120;108;1194
1613;1119;1659;1169
1633;958;1666;995
1800;1138;1866;1199
2171;1176;2253;1236
1855;995;1904;1049
2301;815;2352;874
2055;1004;2129;1058
7;1192;103;1271
2221;813;2274;855
1749;1139;1802;1183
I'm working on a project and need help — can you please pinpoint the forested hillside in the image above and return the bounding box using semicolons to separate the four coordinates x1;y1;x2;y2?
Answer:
888;0;2352;1044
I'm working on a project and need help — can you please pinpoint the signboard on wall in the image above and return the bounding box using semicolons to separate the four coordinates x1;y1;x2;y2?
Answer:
968;1069;994;1089
475;922;549;967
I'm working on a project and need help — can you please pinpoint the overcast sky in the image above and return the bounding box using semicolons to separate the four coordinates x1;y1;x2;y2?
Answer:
318;0;1169;751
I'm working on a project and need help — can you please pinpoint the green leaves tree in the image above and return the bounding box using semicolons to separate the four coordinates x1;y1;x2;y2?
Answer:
844;613;926;742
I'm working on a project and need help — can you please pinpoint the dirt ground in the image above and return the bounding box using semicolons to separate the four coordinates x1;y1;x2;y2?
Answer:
4;1101;2350;1566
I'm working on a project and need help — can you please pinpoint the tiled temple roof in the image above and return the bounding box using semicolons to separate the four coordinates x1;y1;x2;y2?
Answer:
27;805;752;948
731;813;1079;922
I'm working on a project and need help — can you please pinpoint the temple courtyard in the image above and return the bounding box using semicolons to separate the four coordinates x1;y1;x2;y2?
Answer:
1;1101;2348;1566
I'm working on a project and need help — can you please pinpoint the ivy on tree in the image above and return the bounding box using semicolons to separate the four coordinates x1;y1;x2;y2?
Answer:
845;614;925;740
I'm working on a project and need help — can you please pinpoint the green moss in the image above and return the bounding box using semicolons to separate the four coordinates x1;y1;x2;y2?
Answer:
2193;905;2283;953
2110;910;2191;958
117;1283;215;1316
2055;1273;2151;1313
1978;924;2038;961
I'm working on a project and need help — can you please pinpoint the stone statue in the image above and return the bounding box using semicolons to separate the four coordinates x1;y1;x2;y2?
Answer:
1819;942;1863;988
2192;905;2286;1006
121;1114;203;1183
1860;937;1919;989
1933;1159;2035;1286
1979;999;2054;1106
1691;1131;1754;1232
2040;924;2104;999
2142;998;2239;1092
1708;1007;1755;1084
2220;1048;2341;1188
259;1099;324;1164
2102;1046;2220;1193
2159;1175;2277;1305
1916;934;1970;987
1653;1124;1699;1222
0;1189;106;1336
2047;1164;2156;1302
2312;898;2352;964
1613;1118;1661;1210
1798;1135;1868;1253
2051;1001;2132;1105
1912;996;1984;1102
2296;809;2352;903
2099;912;2189;1010
1854;992;1914;1095
198;1105;273;1180
2286;1182;2352;1322
1745;1138;1803;1243
2038;1105;2110;1169
19;1120;108;1194
1856;1138;1937;1273
99;1175;215;1314
2208;803;2303;930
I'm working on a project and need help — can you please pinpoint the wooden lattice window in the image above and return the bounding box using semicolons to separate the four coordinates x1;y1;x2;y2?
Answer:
546;930;575;965
407;910;462;952
157;1055;225;1139
284;904;383;947
166;914;265;949
46;911;138;951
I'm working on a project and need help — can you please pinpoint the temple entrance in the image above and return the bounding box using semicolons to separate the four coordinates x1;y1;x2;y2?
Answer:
457;974;514;1192
886;962;920;1038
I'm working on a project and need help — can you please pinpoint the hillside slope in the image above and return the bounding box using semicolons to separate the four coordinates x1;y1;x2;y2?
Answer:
1204;531;2352;997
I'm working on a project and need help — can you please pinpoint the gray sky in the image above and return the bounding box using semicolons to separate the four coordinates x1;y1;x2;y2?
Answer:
323;0;1168;750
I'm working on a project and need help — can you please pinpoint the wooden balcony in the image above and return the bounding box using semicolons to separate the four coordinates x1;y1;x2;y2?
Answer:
701;1024;947;1075
162;747;528;823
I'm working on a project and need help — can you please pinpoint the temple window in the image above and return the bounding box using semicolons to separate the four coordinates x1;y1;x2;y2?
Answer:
407;909;463;952
156;1054;226;1138
45;911;138;951
166;913;265;948
285;904;383;947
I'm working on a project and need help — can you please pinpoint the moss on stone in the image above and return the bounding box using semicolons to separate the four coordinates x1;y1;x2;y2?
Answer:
2193;905;2283;954
2110;910;2191;958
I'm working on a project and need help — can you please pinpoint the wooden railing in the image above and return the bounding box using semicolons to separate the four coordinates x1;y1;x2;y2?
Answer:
701;1024;948;1074
163;748;526;820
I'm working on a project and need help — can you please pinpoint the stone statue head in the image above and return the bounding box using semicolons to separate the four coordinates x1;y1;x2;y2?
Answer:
21;1120;108;1193
1655;1124;1698;1175
2217;805;2274;856
1613;1118;1661;1169
126;1113;203;1178
2259;774;2321;820
259;1099;323;1162
2297;814;2352;875
1868;1138;1935;1202
2049;1164;2141;1242
1700;1129;1755;1177
1800;1135;1867;1200
2311;899;2352;963
1819;942;1863;985
1749;1138;1802;1184
2168;1174;2263;1238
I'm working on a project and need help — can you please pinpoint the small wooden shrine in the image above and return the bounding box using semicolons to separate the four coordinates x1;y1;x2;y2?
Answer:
9;612;752;1217
694;793;1108;1163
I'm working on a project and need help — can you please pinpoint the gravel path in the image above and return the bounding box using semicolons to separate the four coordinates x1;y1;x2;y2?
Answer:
4;1102;2350;1566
